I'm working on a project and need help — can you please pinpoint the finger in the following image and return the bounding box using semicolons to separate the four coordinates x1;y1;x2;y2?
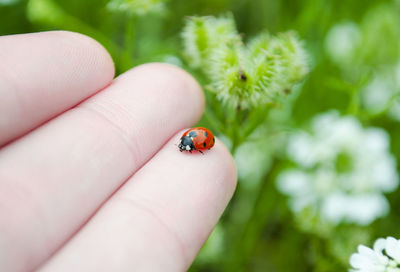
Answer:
0;31;114;147
0;63;204;272
39;134;237;272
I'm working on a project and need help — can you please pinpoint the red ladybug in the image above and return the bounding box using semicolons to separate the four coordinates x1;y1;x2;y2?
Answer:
178;127;215;154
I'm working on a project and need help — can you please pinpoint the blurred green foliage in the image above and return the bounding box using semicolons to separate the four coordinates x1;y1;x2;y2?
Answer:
2;0;400;271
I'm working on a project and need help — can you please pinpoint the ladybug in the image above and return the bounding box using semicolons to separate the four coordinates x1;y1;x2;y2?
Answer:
178;127;215;154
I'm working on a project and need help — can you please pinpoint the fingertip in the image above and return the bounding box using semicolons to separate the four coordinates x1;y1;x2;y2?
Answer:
124;130;237;265
50;30;115;83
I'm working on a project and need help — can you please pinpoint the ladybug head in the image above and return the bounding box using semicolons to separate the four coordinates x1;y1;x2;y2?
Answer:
178;136;195;152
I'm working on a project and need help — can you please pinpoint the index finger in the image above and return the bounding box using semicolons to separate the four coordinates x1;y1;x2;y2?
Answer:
0;31;114;146
39;134;237;271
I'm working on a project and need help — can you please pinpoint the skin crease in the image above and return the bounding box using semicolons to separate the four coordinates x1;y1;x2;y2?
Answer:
0;31;237;272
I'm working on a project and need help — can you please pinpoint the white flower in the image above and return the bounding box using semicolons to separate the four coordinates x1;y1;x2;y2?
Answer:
277;111;398;225
360;61;400;121
324;22;361;65
362;76;394;113
350;237;400;272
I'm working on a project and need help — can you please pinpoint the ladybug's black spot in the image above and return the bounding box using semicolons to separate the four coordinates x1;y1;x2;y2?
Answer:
188;131;197;137
204;131;207;137
203;142;207;147
179;136;194;151
213;137;215;143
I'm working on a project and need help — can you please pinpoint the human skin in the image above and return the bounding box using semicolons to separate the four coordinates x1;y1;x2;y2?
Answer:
0;31;237;272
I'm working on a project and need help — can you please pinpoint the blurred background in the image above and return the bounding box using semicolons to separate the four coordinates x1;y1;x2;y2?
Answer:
1;0;400;271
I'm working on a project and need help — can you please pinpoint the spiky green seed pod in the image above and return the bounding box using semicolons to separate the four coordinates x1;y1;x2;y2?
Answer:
272;32;310;89
181;15;239;69
207;42;254;108
182;15;310;109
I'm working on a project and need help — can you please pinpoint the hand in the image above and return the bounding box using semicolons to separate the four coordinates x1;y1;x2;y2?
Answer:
0;31;236;272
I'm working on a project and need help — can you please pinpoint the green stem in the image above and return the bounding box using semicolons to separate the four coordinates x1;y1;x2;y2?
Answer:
202;109;224;136
121;15;136;71
230;106;249;154
347;87;360;116
234;106;270;148
230;128;239;154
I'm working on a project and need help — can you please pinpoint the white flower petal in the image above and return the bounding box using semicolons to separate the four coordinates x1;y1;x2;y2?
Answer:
358;245;379;261
321;194;388;225
346;195;389;225
276;170;310;196
364;128;389;152
287;133;316;167
324;22;361;64
370;156;399;192
362;77;394;112
350;251;379;270
386;237;400;263
373;238;387;254
321;193;347;224
350;242;391;272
